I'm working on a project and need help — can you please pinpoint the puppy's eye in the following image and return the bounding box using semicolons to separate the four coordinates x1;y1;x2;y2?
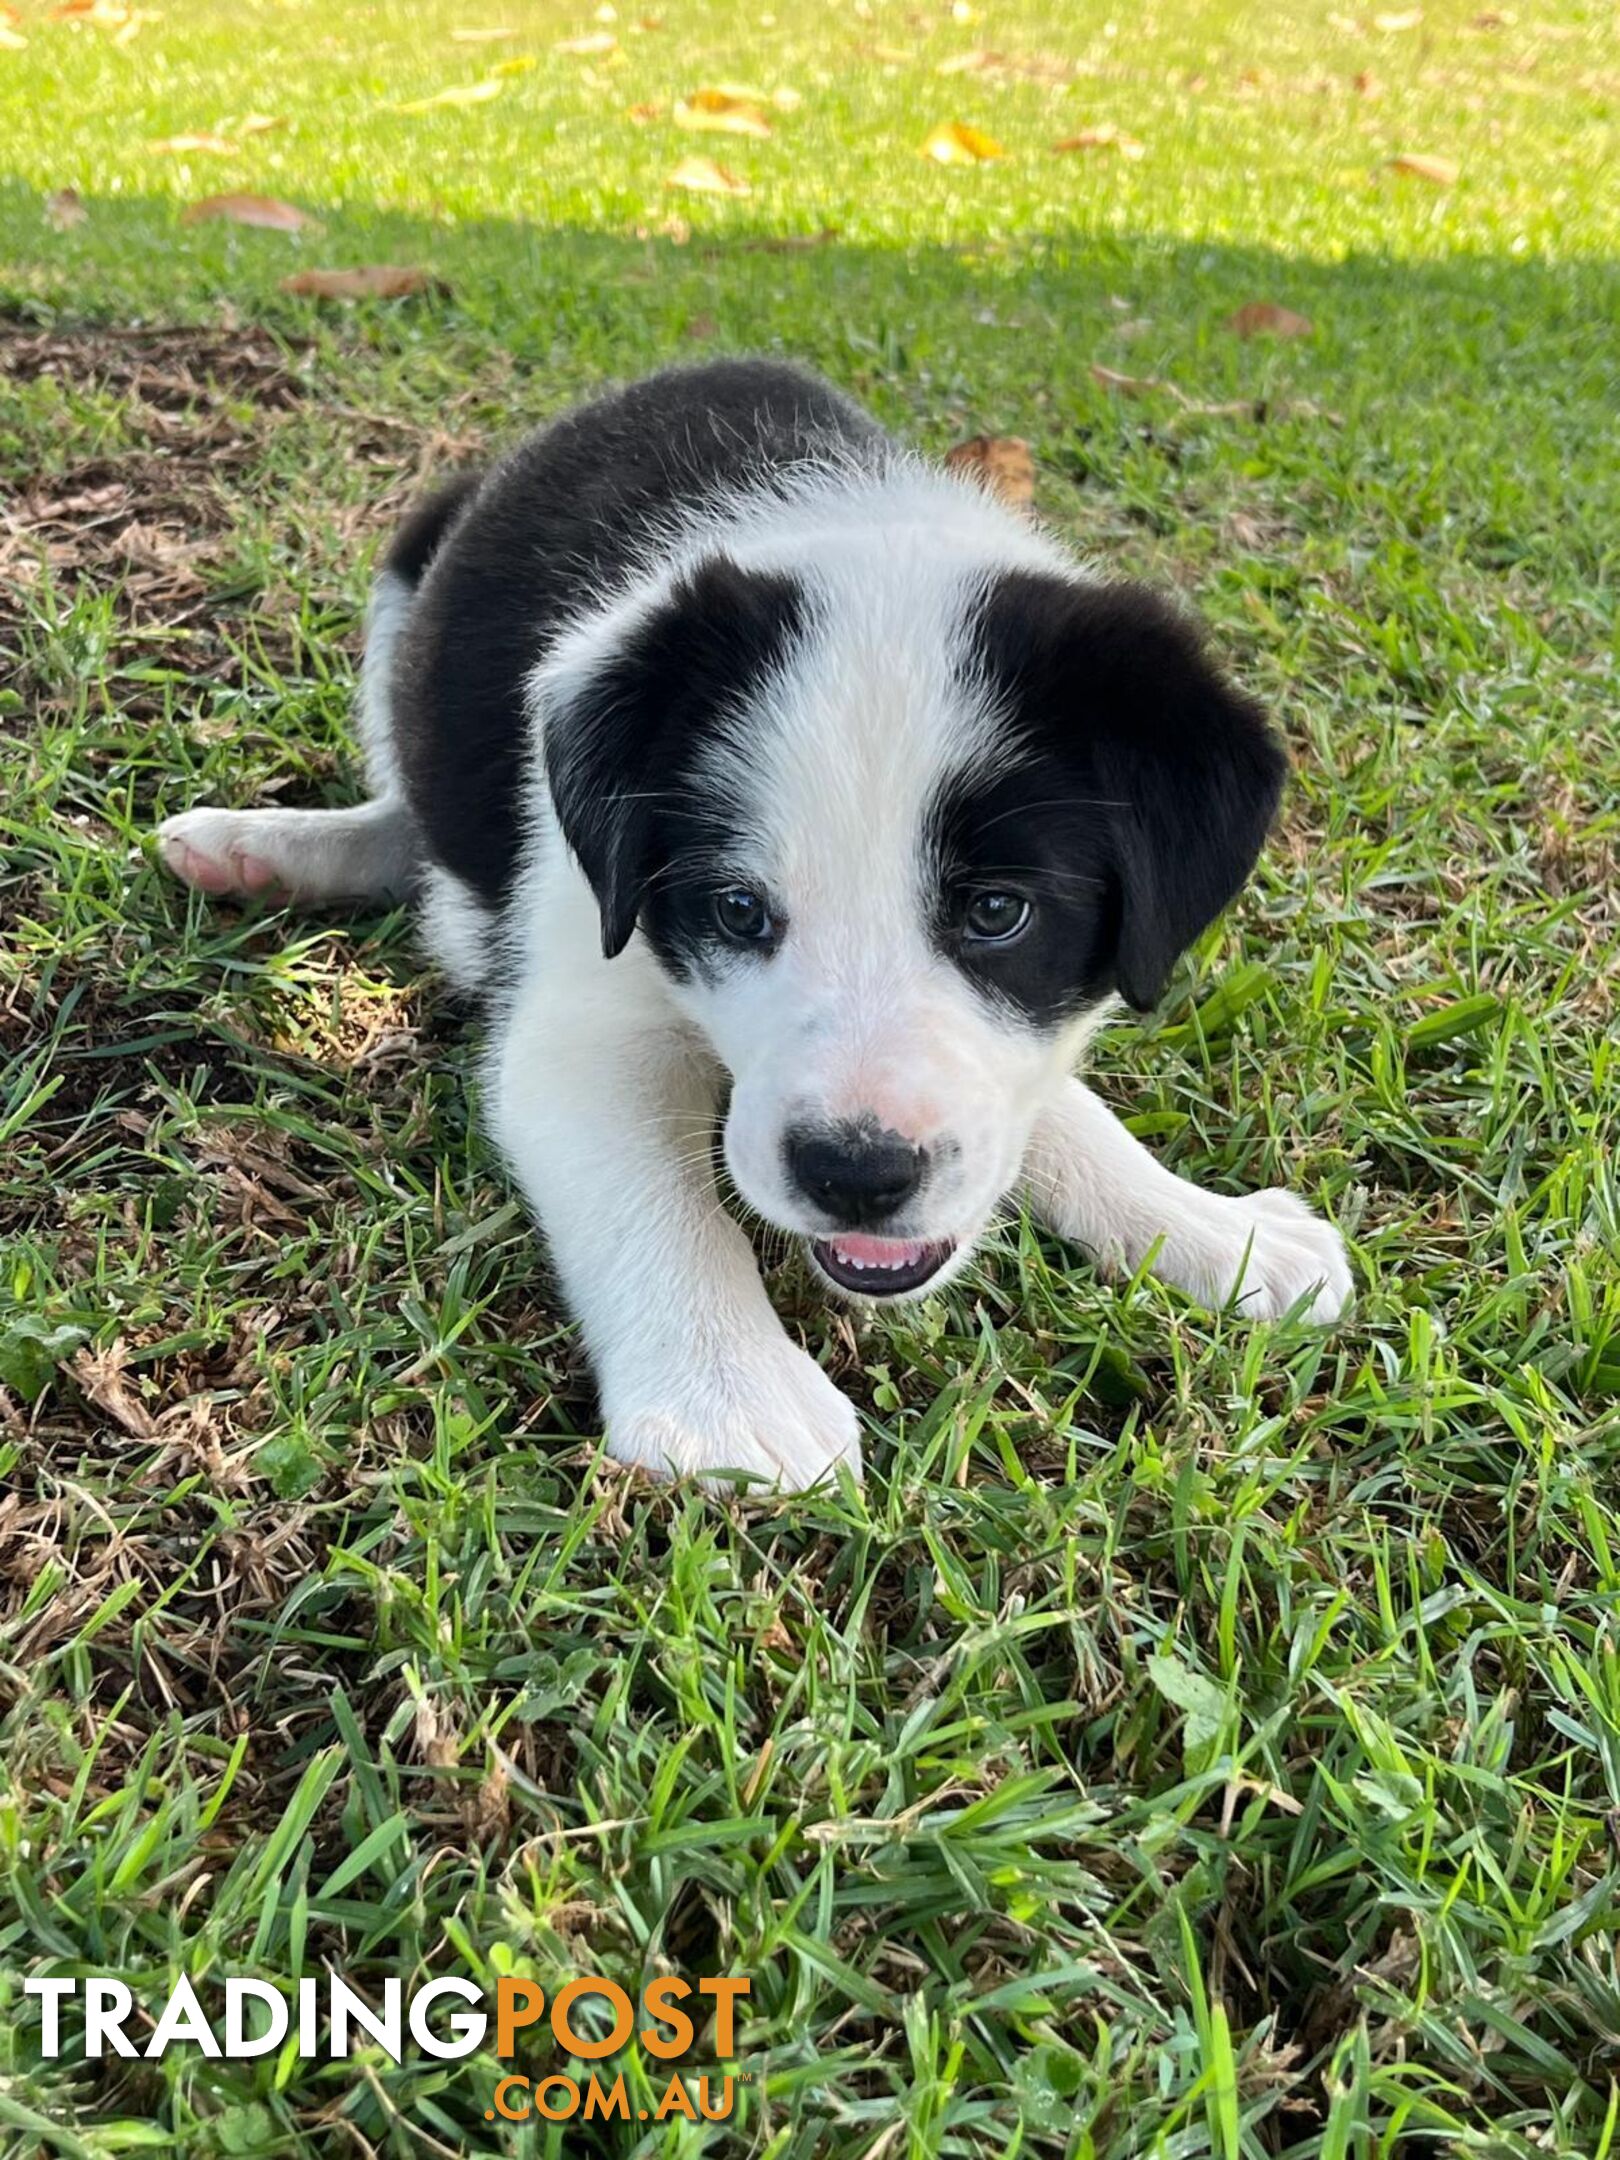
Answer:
962;890;1032;944
713;887;774;943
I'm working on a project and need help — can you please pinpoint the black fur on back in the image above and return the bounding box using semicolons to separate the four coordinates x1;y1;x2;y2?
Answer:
389;360;886;908
935;571;1288;1018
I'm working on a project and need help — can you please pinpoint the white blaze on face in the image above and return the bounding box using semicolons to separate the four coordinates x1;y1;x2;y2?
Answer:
665;525;1085;1248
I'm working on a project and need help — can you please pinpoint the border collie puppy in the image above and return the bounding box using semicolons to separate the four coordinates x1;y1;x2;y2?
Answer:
158;360;1351;1489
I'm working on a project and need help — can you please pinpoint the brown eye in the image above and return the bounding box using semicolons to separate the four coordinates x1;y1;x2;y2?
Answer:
713;888;774;943
963;890;1032;943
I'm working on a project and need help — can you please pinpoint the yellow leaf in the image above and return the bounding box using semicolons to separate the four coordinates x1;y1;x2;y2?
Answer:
920;120;1005;164
180;192;312;231
1051;123;1144;158
673;87;774;138
394;77;505;113
666;153;751;195
147;133;240;156
1224;300;1314;338
1388;151;1458;184
491;53;535;72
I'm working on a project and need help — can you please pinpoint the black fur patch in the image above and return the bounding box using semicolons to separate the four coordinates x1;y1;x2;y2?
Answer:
388;360;885;910
937;572;1287;1019
544;557;808;963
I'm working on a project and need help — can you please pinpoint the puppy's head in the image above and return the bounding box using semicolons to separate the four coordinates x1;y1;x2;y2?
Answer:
541;548;1286;1299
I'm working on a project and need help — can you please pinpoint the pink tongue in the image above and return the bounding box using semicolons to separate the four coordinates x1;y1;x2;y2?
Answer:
833;1234;927;1266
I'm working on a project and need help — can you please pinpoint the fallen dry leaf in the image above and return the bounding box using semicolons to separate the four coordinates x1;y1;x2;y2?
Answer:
451;23;516;38
71;1340;157;1440
44;187;88;229
1355;67;1383;94
920;119;1005;164
235;112;286;136
148;132;239;156
556;30;618;53
491;52;536;73
627;99;662;121
666;153;751;195
181;192;312;231
0;5;21;22
1388;150;1458;184
736;225;840;251
1052;123;1144;158
683;311;719;340
1224;299;1314;338
0;25;26;49
1372;6;1422;25
394;76;505;112
944;434;1035;507
281;265;447;299
674;86;774;137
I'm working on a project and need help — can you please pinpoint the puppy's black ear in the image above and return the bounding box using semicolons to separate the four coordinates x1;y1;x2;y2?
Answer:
542;557;805;958
975;574;1288;1011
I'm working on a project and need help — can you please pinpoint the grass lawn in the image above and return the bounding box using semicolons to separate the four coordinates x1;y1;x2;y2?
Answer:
2;0;1619;2152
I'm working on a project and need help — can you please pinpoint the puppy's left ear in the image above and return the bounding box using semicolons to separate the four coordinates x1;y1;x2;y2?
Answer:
540;556;805;957
977;574;1289;1011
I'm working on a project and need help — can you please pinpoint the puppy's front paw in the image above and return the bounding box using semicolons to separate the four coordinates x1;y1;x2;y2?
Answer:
1204;1188;1353;1324
605;1342;862;1495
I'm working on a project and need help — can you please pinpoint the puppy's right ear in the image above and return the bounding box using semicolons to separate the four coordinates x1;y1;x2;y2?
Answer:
540;557;805;958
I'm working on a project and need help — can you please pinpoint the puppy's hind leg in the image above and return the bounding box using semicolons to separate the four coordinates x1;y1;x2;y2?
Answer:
156;566;421;907
157;795;418;905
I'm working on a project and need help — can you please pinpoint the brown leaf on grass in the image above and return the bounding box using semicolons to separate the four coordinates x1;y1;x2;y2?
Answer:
920;119;1005;164
627;99;662;121
736;225;840;251
556;29;618;53
1224;299;1314;338
666;153;751;195
944;434;1035;507
939;47;1072;83
72;1340;157;1440
394;76;505;112
182;192;312;231
44;188;88;230
281;265;447;299
414;1697;461;1769
0;6;22;23
148;132;239;156
1388;150;1458;183
1354;67;1383;94
465;1752;511;1843
683;311;719;340
1052;122;1144;158
673;86;773;137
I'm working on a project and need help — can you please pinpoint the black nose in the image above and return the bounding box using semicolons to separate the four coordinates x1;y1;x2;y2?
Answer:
785;1124;925;1226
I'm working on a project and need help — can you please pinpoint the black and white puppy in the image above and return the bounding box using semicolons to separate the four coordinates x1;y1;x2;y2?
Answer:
158;360;1350;1489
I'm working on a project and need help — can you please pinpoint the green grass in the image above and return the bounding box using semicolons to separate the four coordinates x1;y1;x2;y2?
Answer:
2;0;1619;2153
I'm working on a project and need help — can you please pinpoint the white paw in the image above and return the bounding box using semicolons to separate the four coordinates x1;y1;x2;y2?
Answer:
604;1341;862;1494
1202;1189;1353;1324
155;808;287;899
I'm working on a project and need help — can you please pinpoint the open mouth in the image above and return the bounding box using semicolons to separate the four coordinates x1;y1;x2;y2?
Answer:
809;1232;957;1297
